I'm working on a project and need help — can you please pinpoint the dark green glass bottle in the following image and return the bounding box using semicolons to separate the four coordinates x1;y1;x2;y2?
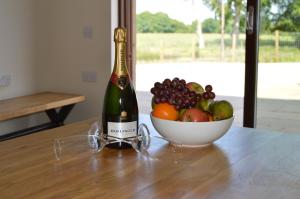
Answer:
102;27;139;149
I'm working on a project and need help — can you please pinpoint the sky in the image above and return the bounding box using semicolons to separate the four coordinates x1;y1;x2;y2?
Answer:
136;0;214;24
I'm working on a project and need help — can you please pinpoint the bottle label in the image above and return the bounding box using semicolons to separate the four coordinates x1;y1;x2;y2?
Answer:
108;121;137;139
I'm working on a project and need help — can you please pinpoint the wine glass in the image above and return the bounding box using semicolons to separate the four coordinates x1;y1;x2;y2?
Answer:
53;122;151;160
53;120;187;164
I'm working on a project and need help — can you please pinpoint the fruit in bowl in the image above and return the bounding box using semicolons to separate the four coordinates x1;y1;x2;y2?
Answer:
180;108;209;122
150;77;234;146
150;77;233;122
150;114;234;147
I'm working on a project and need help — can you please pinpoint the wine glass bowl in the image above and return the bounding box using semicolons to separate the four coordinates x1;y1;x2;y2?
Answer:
53;122;152;161
150;114;234;147
53;134;105;160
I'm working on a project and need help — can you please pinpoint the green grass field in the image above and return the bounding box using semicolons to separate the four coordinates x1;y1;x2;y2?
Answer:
136;33;300;63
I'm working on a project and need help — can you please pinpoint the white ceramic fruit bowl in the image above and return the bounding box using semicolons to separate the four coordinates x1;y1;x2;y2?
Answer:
150;114;234;147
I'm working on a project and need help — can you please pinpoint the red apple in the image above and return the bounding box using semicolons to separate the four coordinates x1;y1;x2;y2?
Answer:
186;82;204;94
180;108;209;122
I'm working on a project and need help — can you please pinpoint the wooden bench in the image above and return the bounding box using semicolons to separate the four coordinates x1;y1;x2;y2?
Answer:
0;92;85;141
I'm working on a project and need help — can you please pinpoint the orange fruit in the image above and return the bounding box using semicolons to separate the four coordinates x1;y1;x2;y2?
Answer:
152;103;179;121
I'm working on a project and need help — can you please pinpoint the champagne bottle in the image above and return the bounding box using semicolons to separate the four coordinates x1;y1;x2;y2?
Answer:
102;27;139;149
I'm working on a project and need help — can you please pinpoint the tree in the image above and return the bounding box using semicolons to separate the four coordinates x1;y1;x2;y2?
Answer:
202;0;247;33
136;12;175;33
202;18;220;33
136;11;196;33
260;0;273;33
259;0;300;33
271;0;300;32
137;12;153;33
202;0;248;60
202;0;228;59
228;0;246;37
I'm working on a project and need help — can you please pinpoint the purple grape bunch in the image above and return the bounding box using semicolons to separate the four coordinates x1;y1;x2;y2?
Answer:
151;78;216;111
202;85;216;100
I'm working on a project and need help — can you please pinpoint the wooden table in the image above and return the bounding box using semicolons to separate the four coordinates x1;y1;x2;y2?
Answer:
0;114;300;199
0;92;85;141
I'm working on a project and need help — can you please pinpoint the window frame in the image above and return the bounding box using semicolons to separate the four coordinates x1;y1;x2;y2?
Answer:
118;0;136;85
244;0;260;127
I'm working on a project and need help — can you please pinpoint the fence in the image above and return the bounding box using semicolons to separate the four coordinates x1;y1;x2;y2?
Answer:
136;31;300;63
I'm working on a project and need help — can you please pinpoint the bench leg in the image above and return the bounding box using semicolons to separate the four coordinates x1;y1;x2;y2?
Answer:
0;104;76;142
46;104;75;126
0;123;59;141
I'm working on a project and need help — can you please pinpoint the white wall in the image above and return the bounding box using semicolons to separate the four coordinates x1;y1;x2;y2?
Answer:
0;0;114;135
36;0;112;123
0;0;38;134
0;0;36;98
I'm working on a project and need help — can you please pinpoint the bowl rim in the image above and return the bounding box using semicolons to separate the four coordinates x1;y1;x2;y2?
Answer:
150;113;234;124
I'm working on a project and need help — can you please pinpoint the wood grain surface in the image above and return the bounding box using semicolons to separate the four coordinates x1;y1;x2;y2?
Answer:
0;92;85;121
0;114;300;199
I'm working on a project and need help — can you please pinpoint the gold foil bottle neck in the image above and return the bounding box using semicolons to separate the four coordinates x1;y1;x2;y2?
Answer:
114;27;127;43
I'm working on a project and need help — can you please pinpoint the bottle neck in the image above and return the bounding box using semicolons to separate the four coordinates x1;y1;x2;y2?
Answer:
113;41;128;76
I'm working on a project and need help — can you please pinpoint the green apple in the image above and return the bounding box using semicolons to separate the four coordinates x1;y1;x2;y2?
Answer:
210;100;233;121
196;99;213;112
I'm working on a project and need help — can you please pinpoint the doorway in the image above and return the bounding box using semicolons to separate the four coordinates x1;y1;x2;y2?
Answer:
120;0;300;132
